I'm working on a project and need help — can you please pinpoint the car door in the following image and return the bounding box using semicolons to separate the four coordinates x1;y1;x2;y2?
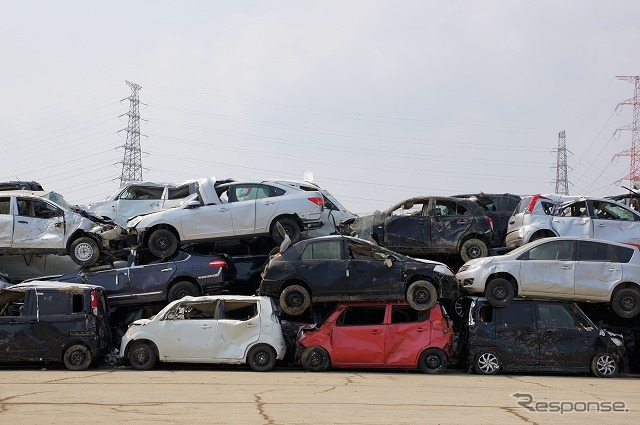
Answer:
574;240;623;300
157;299;219;359
385;305;430;365
0;289;28;361
590;199;640;243
430;198;472;252
77;267;132;303
518;239;576;296
227;184;280;235
536;302;589;368
0;196;12;247
551;200;593;239
126;260;177;302
115;185;164;224
383;200;431;250
345;240;404;299
179;202;234;240
12;197;65;249
297;239;347;297
330;305;387;365
213;300;261;359
494;302;539;367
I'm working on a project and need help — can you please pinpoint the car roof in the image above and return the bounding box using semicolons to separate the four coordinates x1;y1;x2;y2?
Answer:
8;281;104;292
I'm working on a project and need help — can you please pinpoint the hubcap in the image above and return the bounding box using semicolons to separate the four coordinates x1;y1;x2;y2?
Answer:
619;294;637;311
478;353;499;373
155;238;170;250
75;243;94;261
308;351;323;367
454;298;464;317
134;349;149;365
492;284;508;301
254;351;269;366
412;287;431;306
287;291;303;308
70;350;86;366
425;354;441;369
596;355;616;376
467;246;480;257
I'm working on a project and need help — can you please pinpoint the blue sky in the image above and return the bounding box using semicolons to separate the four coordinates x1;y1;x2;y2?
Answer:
1;1;639;214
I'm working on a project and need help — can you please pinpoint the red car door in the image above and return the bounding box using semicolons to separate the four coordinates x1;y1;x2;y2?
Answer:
330;305;386;365
384;305;431;365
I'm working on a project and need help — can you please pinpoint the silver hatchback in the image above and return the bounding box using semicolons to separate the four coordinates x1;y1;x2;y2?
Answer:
456;237;640;318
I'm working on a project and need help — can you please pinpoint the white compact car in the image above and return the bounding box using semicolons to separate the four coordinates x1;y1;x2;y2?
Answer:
0;190;124;266
456;237;640;318
120;295;287;371
127;178;324;259
506;195;640;248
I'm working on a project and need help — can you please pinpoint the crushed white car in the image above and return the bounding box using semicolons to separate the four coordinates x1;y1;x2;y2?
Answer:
0;190;125;266
120;295;287;371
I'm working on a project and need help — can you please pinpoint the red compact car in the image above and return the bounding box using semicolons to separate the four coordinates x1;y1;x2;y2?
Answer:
296;301;452;373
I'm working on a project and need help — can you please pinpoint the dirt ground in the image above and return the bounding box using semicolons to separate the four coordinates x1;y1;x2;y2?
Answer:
0;366;638;424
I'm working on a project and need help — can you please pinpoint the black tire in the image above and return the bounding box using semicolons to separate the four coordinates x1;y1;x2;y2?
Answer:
168;281;200;302
474;351;501;375
271;218;301;244
528;231;550;243
128;342;157;371
69;237;100;266
279;284;311;316
418;348;447;374
63;344;92;371
611;287;640;319
485;278;515;308
148;228;178;258
406;280;438;311
460;238;488;262
247;345;277;372
591;353;618;378
301;346;331;372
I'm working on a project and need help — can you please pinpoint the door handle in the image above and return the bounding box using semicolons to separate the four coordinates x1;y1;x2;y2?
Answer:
608;268;619;272
161;268;173;272
596;224;605;227
458;220;470;224
417;220;425;225
201;324;212;329
524;329;535;334
263;201;275;206
301;265;310;269
246;323;257;328
416;327;428;332
219;208;229;212
18;220;28;224
370;329;383;335
347;264;357;269
560;265;573;269
55;222;63;227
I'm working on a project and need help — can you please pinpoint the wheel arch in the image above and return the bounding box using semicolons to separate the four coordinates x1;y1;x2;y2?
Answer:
66;230;101;252
486;272;519;296
404;275;439;295
526;228;558;244
167;277;203;297
269;214;303;235
244;342;278;362
279;279;313;297
142;224;180;247
457;233;491;251
123;338;160;359
59;340;93;363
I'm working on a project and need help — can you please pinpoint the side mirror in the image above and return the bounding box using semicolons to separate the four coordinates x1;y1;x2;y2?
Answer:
186;200;201;209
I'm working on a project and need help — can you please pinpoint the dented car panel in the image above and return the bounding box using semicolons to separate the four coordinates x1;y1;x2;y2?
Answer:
459;297;627;376
258;235;459;303
0;191;125;265
347;196;492;258
297;301;452;370
0;282;111;369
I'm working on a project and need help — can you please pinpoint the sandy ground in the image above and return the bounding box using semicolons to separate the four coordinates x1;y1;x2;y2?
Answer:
0;365;638;424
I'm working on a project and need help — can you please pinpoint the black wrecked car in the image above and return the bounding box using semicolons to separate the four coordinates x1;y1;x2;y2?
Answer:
453;193;521;247
36;250;234;306
258;235;459;316
459;297;627;377
345;196;493;262
0;281;111;370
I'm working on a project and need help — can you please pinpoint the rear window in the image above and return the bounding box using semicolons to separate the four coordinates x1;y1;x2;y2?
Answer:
613;245;635;263
36;291;73;315
300;240;342;260
496;303;533;327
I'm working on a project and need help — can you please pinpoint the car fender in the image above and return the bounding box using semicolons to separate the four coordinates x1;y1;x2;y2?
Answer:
244;337;287;360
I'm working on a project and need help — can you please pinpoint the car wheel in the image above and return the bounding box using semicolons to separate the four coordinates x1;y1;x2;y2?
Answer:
406;280;438;311
611;287;640;319
247;345;277;372
474;351;501;375
271;218;301;244
591;353;618;378
451;296;465;320
460;238;488;262
104;347;120;366
148;228;178;258
301;346;331;372
485;278;515;308
168;281;200;302
128;342;157;371
279;284;311;316
418;348;447;374
63;344;92;371
69;237;100;266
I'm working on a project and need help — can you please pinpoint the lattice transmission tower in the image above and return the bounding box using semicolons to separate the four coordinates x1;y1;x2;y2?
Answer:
614;75;640;189
119;80;143;186
554;130;569;195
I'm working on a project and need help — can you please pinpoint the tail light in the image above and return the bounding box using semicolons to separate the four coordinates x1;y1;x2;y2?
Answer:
90;290;98;316
487;217;494;232
209;258;228;268
307;197;325;207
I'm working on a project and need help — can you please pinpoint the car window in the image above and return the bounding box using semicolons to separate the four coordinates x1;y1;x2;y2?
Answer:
36;292;72;316
478;304;493;323
432;199;469;216
577;240;613;262
592;200;636;222
612;245;634;263
0;293;26;317
337;306;386;326
166;301;218;320
558;201;588;218
537;303;577;329
119;186;164;201
167;185;193;200
526;240;574;261
496;303;533;327
391;305;429;323
0;197;10;215
219;301;258;321
392;201;425;216
347;241;387;261
231;184;272;202
300;240;343;260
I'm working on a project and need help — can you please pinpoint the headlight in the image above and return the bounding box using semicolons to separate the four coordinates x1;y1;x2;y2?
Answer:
433;264;454;276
